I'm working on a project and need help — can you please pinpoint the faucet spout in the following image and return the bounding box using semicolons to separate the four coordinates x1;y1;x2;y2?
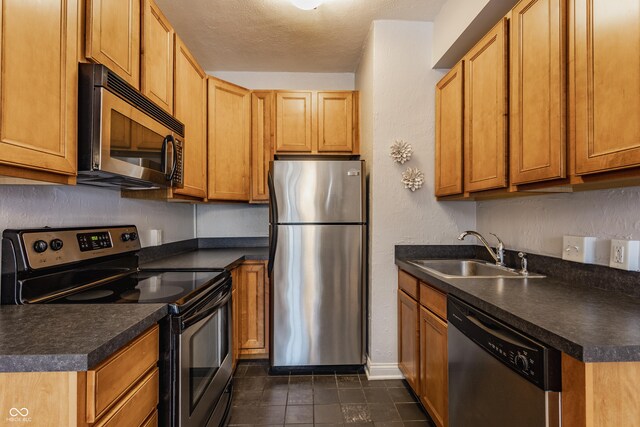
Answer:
457;230;506;266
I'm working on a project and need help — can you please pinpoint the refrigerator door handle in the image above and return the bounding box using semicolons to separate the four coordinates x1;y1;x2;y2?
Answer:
268;170;278;275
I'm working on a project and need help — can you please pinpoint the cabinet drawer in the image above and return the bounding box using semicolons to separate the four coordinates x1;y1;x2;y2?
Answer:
420;282;447;321
94;368;159;427
398;270;419;300
87;325;159;422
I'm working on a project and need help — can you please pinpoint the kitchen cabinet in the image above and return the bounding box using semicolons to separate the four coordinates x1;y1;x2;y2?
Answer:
141;0;174;114
251;91;275;203
231;267;240;370
463;18;509;193
561;353;640;426
398;270;449;427
398;288;420;391
510;0;566;185
208;78;251;201
435;61;464;196
0;0;78;185
174;35;207;200
86;0;140;88
572;0;640;176
237;261;269;358
0;325;159;426
275;91;359;155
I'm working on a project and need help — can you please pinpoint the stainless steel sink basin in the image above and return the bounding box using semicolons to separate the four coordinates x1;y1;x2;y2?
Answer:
407;259;545;279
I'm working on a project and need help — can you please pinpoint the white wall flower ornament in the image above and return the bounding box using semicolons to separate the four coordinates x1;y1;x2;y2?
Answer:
401;167;425;191
389;139;412;164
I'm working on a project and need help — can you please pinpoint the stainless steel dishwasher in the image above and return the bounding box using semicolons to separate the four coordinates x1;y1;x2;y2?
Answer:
448;297;562;427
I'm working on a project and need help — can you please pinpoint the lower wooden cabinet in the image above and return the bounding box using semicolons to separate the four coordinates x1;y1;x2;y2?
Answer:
398;289;420;391
232;261;269;360
0;325;159;427
398;270;448;427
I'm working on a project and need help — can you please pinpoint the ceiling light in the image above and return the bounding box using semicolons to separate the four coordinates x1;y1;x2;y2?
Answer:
291;0;323;10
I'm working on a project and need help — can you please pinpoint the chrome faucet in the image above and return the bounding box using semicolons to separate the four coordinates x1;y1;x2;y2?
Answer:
458;231;506;267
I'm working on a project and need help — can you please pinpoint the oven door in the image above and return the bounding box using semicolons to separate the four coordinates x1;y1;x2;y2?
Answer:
176;282;232;427
98;88;183;188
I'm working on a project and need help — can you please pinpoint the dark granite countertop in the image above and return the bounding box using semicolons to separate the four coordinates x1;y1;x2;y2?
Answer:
396;247;640;363
0;304;167;372
140;247;269;270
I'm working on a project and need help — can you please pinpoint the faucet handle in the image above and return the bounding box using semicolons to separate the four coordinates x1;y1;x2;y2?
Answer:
518;252;528;275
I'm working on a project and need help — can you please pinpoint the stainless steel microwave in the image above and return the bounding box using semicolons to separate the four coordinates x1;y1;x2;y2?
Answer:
77;64;184;190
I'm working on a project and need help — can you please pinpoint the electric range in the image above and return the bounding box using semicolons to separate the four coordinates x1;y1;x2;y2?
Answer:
0;225;232;427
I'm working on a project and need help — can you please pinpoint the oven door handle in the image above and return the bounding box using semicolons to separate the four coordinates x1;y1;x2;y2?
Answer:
180;290;231;331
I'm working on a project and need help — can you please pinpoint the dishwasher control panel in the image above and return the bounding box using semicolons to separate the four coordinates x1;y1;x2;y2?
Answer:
448;297;561;391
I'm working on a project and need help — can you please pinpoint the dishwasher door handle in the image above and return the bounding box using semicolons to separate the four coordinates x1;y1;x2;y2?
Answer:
465;313;536;351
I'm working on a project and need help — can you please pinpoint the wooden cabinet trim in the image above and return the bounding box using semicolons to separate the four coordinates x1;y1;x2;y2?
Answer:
510;0;566;185
86;325;159;422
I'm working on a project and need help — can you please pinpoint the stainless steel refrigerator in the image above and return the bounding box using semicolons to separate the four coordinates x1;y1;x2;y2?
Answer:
268;159;366;368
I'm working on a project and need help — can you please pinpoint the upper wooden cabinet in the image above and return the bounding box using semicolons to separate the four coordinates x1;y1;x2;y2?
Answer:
463;18;509;193
251;91;275;203
572;0;640;175
318;91;355;152
86;0;140;88
435;62;464;197
174;36;207;199
276;91;314;153
0;0;78;184
142;0;174;114
275;91;359;155
511;0;566;185
208;78;251;201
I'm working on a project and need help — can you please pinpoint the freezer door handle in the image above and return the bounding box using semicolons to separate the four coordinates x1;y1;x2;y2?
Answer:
268;170;278;275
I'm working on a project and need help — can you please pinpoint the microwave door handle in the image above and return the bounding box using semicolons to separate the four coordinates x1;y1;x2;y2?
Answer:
161;135;177;181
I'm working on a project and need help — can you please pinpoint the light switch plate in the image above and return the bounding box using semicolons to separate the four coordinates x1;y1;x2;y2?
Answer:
562;235;596;263
609;239;640;271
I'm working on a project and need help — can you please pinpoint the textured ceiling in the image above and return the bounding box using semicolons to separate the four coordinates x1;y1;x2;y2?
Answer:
154;0;446;73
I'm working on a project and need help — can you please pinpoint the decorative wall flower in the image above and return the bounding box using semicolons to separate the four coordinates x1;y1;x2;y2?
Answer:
390;139;412;164
401;167;425;191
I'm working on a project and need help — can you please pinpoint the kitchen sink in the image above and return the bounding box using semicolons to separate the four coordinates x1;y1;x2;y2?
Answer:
406;259;545;279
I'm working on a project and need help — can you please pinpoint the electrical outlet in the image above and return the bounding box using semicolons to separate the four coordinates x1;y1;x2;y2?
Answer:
609;239;639;271
562;235;596;263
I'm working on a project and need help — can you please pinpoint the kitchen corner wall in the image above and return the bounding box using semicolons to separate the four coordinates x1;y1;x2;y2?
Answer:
356;20;476;378
195;71;356;237
0;185;195;256
476;188;640;266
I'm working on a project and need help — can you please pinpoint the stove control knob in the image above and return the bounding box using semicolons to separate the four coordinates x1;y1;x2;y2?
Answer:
129;232;138;241
121;233;131;242
515;354;529;371
50;239;64;251
33;240;48;253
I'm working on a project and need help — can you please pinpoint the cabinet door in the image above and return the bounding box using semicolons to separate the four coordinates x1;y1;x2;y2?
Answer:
251;91;275;203
174;36;207;199
420;307;448;427
398;289;419;392
141;0;174;114
511;0;566;185
0;0;78;178
435;62;464;196
208;78;251;201
317;91;353;153
86;0;140;88
572;0;640;175
238;262;269;357
464;18;508;192
275;91;314;153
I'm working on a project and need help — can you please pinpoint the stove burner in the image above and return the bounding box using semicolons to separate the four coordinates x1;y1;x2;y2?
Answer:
120;284;184;301
66;289;115;301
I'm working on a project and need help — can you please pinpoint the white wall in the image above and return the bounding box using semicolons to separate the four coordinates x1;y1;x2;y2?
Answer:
0;185;195;253
208;71;355;90
356;20;476;378
477;188;640;266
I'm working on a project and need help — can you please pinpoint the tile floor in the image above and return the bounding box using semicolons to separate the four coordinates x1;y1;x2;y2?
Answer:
230;361;436;426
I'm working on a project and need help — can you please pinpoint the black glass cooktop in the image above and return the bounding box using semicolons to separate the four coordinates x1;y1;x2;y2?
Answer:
45;270;228;309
